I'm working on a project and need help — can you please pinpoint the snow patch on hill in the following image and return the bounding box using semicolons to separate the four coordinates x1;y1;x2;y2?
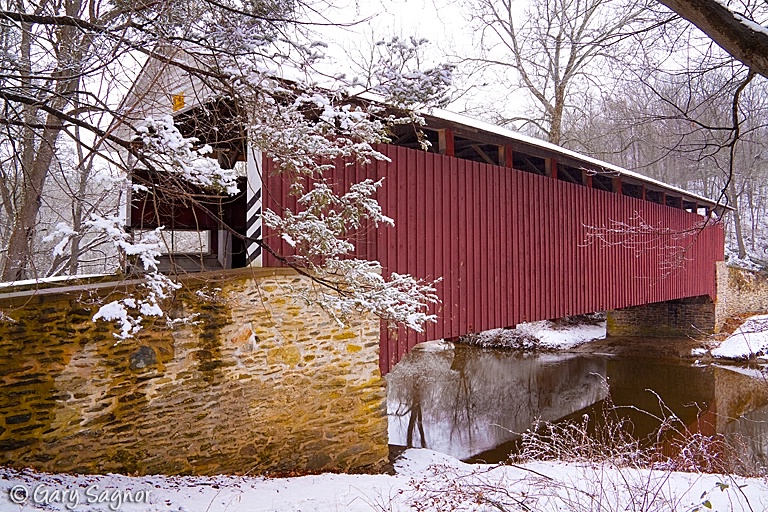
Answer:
712;314;768;359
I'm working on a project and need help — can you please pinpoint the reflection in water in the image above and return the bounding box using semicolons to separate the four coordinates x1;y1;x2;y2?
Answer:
725;405;768;470
388;342;768;466
387;343;607;460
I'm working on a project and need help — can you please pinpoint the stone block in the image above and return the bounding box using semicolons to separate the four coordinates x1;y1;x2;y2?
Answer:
0;270;387;476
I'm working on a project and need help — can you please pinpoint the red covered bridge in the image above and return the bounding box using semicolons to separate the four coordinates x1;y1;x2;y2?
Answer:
129;109;726;375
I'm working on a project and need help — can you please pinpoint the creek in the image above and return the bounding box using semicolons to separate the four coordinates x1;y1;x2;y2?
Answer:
387;341;768;471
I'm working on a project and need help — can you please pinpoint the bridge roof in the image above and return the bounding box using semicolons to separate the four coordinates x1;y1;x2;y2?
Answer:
419;108;728;211
116;50;727;211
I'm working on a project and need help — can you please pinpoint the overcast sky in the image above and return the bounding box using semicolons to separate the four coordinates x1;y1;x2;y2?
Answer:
309;0;531;120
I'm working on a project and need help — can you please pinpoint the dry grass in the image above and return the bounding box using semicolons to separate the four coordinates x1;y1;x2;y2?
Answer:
399;392;765;511
510;392;764;478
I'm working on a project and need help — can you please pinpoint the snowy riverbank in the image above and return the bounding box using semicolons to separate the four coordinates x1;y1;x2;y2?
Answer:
2;449;766;511
464;313;768;363
712;314;768;360
458;315;607;350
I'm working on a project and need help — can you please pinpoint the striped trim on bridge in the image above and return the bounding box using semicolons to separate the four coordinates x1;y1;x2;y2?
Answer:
246;146;263;267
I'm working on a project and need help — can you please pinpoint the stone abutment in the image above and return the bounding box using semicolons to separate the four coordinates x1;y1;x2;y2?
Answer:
0;268;387;475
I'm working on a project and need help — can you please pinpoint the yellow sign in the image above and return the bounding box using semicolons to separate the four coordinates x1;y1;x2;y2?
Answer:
172;92;185;111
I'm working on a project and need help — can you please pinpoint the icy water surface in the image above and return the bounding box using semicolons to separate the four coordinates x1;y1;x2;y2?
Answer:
387;342;768;467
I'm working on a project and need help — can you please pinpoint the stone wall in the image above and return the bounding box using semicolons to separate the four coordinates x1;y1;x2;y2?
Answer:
0;268;387;475
606;295;716;337
607;262;768;337
715;261;768;330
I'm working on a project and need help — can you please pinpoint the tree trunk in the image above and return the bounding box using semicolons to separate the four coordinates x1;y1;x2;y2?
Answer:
2;1;85;281
2;114;66;280
726;179;747;260
67;130;93;276
657;0;768;80
549;88;566;145
747;186;756;252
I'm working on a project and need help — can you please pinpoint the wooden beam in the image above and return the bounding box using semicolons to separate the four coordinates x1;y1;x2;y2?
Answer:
438;128;455;157
504;145;514;168
393;132;417;146
546;158;558;179
557;166;580;185
472;144;496;165
520;155;543;175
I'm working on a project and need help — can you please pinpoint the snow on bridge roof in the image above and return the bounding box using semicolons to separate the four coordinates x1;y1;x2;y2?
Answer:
420;107;728;210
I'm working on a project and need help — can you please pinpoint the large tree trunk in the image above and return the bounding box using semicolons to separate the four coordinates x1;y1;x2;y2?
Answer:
2;114;66;281
657;0;768;80
548;86;566;145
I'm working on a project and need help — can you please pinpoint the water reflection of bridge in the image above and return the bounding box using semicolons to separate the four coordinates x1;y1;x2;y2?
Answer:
388;344;608;460
388;343;768;463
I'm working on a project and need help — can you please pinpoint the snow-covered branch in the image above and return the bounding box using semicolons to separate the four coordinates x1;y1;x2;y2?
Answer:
137;116;239;195
581;211;712;274
303;259;439;331
263;178;393;261
243;84;392;179
264;177;439;331
371;36;455;111
87;216;180;340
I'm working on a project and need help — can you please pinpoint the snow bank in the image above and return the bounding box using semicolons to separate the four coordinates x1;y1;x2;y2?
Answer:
518;319;606;349
413;339;454;352
712;314;768;359
462;318;606;350
2;449;767;511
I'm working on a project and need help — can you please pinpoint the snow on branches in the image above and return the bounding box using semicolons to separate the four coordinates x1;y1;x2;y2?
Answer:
372;37;454;111
137;116;240;195
263;178;393;260
308;260;439;332
94;75;443;337
263;177;438;330
245;85;392;179
87;216;180;340
223;66;445;332
41;223;78;259
86;117;240;340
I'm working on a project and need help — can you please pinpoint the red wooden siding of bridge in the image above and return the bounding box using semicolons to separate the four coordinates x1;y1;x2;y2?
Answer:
263;145;725;375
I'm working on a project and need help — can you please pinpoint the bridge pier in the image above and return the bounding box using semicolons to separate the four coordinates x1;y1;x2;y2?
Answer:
606;296;716;338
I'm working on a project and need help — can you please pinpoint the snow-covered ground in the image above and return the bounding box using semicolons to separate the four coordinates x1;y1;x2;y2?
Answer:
712;314;768;359
2;449;766;511
517;319;607;349
460;317;606;350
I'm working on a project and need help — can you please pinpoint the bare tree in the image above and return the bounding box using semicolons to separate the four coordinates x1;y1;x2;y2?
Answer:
0;0;450;335
565;5;768;262
467;0;660;145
